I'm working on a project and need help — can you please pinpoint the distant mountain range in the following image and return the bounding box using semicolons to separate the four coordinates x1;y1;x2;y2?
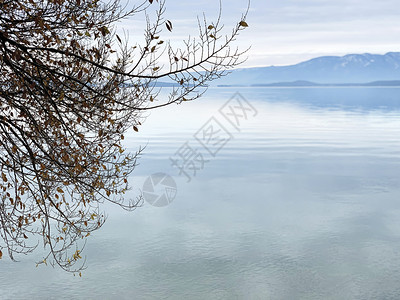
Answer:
215;52;400;86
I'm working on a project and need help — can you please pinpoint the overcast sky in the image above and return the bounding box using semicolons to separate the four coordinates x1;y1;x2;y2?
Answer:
119;0;400;67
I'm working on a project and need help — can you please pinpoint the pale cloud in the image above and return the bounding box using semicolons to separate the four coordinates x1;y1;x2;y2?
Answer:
118;0;400;67
243;0;400;66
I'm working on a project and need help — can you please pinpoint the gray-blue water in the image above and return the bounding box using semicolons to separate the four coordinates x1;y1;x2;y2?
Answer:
2;87;400;299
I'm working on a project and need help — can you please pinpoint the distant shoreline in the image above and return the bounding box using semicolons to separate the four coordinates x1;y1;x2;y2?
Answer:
217;80;400;88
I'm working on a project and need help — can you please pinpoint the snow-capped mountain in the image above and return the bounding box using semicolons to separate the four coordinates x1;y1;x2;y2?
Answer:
216;52;400;85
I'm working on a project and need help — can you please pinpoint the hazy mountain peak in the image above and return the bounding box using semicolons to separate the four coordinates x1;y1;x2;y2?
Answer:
216;52;400;85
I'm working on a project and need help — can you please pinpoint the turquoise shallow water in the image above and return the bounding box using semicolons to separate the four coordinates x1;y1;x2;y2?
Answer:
2;87;400;299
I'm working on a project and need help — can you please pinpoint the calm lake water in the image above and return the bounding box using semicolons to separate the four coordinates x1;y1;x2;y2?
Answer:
2;87;400;299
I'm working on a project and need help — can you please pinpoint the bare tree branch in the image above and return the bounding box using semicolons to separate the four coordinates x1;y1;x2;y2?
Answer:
0;0;248;273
